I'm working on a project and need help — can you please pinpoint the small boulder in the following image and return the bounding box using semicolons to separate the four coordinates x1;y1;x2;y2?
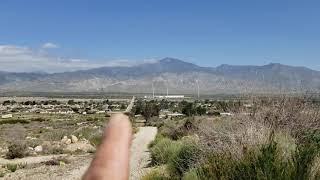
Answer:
34;145;43;152
65;139;72;145
71;135;78;143
61;136;68;144
64;141;95;153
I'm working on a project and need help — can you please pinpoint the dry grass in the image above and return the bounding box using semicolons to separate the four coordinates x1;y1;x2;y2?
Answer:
144;96;320;180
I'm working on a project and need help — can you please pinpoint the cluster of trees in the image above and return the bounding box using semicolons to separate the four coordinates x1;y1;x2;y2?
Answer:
133;100;160;120
180;101;206;116
2;100;64;106
133;99;210;119
2;100;17;106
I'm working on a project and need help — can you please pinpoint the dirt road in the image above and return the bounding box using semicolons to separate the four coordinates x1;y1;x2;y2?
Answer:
1;127;157;180
130;127;157;180
125;96;135;113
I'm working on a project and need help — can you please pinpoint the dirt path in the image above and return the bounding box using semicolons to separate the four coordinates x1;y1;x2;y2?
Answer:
130;126;157;180
125;96;135;113
1;127;157;180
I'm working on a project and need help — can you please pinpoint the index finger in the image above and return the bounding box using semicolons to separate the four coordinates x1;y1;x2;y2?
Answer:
83;113;132;180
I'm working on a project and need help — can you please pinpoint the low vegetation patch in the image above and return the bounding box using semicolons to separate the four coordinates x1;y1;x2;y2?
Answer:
44;157;70;166
73;127;103;146
0;119;30;125
6;164;17;172
143;97;320;180
6;142;27;159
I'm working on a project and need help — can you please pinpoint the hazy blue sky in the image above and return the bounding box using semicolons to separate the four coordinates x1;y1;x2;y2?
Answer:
0;0;320;72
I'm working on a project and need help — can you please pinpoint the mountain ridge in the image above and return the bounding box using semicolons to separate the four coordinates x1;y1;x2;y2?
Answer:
0;58;319;94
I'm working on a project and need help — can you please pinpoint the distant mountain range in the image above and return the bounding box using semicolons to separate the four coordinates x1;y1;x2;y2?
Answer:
0;58;319;94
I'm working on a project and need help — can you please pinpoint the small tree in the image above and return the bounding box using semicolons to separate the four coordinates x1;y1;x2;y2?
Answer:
182;102;196;116
67;99;75;105
141;101;160;121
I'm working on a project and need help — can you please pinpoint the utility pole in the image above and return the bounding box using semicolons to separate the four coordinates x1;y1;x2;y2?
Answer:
152;82;155;99
166;81;169;97
196;80;200;99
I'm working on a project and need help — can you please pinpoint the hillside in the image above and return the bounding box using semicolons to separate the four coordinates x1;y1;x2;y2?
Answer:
0;58;319;94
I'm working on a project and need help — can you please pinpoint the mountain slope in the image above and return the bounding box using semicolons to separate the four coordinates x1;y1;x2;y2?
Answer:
0;58;319;94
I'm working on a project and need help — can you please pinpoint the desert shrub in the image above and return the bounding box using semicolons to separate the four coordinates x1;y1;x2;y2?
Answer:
148;97;320;180
291;143;319;180
73;127;103;146
30;117;47;122
0;119;29;125
190;152;237;180
183;137;320;180
149;134;165;148
183;168;200;180
249;97;320;138
145;117;163;127
26;139;43;148
6;164;17;172
86;117;99;122
235;139;289;180
300;129;320;149
42;145;64;155
142;166;173;180
167;141;201;176
42;129;70;141
150;137;182;165
159;118;196;140
310;155;320;180
44;157;70;166
6;142;27;159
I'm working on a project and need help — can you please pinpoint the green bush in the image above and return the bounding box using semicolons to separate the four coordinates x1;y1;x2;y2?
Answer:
150;137;182;165
167;142;201;176
6;164;17;172
142;166;173;180
183;168;201;180
182;138;320;180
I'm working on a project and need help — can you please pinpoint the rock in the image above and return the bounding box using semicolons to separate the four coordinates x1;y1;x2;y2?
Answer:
65;141;95;153
81;138;90;144
71;135;78;143
65;139;72;145
61;136;68;144
34;145;43;152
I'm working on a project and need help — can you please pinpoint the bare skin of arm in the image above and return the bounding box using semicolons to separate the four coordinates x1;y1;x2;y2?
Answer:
83;113;132;180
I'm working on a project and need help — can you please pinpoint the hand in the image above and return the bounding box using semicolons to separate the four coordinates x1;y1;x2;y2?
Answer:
83;113;132;180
